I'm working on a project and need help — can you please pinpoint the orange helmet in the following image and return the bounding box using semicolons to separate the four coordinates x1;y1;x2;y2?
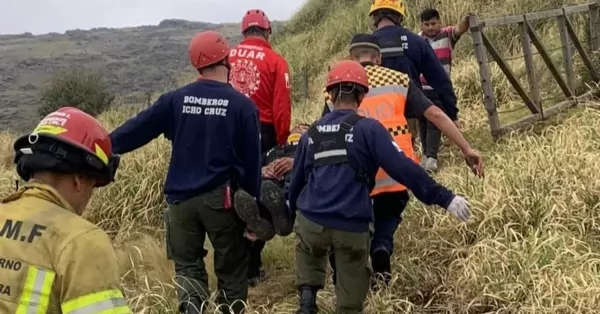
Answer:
189;31;230;69
325;60;370;93
241;9;271;33
13;107;119;187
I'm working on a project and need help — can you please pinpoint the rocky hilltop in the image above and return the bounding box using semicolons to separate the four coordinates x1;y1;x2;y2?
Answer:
0;19;283;133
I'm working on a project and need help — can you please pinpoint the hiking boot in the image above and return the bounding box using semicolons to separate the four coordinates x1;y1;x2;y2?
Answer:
234;190;275;241
371;249;392;289
180;298;205;314
260;180;293;236
295;286;319;314
423;157;438;173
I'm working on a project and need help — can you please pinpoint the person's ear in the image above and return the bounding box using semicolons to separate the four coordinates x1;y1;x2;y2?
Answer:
74;174;95;193
73;174;84;193
357;94;366;104
327;91;336;102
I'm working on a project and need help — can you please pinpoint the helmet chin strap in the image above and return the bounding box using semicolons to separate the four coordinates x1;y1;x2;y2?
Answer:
223;59;232;83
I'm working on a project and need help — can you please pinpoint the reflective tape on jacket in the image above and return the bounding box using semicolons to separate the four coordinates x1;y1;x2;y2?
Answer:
380;46;404;57
373;176;400;190
314;149;347;160
61;289;131;314
15;266;56;314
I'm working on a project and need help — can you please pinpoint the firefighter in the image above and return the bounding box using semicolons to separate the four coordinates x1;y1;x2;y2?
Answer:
288;60;472;314
109;30;264;314
369;0;460;147
324;34;483;287
0;107;130;313
229;8;293;285
229;9;292;150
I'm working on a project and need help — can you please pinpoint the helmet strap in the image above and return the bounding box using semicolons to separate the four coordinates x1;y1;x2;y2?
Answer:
331;84;365;107
372;11;402;28
222;58;231;83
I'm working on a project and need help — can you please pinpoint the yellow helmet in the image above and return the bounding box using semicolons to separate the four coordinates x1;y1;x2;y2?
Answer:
369;0;406;17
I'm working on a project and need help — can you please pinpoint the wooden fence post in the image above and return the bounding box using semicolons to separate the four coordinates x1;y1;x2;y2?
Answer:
589;0;600;51
558;10;575;91
520;19;542;110
469;15;501;139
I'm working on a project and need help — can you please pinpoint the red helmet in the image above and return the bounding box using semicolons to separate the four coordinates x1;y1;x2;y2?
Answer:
13;107;119;187
189;31;230;69
325;60;370;93
241;9;271;33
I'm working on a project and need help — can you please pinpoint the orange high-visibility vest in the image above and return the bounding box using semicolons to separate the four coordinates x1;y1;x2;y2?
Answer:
361;65;418;195
322;65;419;196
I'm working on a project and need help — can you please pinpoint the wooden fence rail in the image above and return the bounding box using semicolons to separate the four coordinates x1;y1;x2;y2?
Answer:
470;1;600;139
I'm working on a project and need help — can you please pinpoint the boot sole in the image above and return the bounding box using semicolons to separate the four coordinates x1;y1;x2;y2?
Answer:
260;180;293;236
234;190;275;241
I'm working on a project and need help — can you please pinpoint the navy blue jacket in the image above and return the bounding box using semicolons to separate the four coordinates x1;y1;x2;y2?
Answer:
374;25;458;120
288;109;455;233
110;79;262;203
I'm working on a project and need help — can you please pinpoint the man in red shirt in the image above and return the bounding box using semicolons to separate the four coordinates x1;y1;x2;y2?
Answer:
230;9;292;150
229;8;293;286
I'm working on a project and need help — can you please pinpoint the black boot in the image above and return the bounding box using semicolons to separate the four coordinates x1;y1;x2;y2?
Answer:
295;286;319;314
371;249;392;289
234;190;275;241
180;298;205;314
260;180;293;236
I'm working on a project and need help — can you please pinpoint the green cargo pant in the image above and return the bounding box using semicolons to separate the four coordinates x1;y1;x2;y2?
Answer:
165;187;250;314
294;212;372;314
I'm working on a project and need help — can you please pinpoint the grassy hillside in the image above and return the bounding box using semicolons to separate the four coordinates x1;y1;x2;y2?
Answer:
0;20;283;134
2;0;600;313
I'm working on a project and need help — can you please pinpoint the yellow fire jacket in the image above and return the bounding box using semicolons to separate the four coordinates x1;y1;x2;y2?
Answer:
0;181;132;314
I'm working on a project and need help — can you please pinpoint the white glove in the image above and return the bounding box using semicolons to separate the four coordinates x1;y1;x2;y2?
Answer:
446;196;470;222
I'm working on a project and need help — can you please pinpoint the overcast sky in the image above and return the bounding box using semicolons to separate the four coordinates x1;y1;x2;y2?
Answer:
0;0;307;35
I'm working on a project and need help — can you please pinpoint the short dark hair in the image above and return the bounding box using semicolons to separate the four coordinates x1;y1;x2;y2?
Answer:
350;47;379;59
327;83;367;105
371;8;403;27
197;58;228;75
243;26;269;37
420;9;441;22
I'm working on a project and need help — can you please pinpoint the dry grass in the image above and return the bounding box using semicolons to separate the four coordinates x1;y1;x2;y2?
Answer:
2;0;600;313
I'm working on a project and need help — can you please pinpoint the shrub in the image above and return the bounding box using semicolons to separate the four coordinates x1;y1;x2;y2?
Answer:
39;66;115;117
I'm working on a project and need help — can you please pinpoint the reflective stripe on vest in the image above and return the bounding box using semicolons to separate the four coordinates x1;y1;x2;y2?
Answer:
314;149;347;160
360;65;419;196
61;289;131;314
380;46;404;57
379;34;406;58
309;115;362;167
15;266;56;314
308;114;375;190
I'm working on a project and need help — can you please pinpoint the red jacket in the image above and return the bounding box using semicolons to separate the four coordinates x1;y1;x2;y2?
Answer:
229;37;291;145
